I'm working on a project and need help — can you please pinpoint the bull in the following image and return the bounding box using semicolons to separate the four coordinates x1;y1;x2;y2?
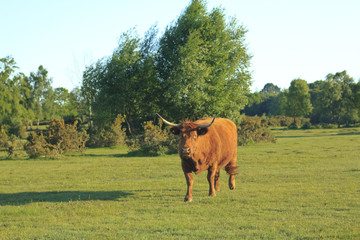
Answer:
157;114;238;202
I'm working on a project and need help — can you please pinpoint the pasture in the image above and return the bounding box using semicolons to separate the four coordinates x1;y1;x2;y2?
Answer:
0;128;359;239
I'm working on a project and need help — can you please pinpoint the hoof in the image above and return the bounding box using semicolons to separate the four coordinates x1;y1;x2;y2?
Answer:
229;183;235;190
184;197;193;202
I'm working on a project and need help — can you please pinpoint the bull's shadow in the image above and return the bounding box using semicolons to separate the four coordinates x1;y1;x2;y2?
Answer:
0;190;133;206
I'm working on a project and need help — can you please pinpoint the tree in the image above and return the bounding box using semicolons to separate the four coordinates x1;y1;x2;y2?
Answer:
285;79;312;119
243;83;283;116
67;87;86;118
0;56;17;126
157;0;252;122
260;83;281;98
0;56;33;135
28;65;52;127
82;27;160;134
311;71;358;126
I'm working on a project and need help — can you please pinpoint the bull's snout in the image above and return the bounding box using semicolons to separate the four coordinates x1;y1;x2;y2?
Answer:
182;147;190;154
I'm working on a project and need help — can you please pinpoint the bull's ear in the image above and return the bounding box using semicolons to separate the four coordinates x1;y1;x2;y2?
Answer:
170;127;180;135
197;128;208;136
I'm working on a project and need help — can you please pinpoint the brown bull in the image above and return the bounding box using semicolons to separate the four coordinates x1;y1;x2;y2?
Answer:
157;114;237;202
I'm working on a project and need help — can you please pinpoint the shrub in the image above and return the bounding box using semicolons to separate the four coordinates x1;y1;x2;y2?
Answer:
301;121;312;129
47;119;88;154
0;129;8;148
129;120;178;156
109;114;127;146
320;123;338;129
24;119;89;158
24;132;51;158
0;130;22;158
5;134;22;157
238;116;276;146
87;114;126;147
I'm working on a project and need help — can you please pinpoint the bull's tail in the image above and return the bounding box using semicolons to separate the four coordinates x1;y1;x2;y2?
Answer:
225;165;239;175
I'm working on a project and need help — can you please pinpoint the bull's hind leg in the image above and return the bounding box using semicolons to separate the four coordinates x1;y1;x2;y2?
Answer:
214;169;220;191
225;157;237;190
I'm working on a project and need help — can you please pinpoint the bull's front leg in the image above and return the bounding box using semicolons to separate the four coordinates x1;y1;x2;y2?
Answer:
207;165;218;197
183;171;194;202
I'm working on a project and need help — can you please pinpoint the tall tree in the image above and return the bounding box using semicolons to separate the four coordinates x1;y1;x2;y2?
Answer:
82;27;160;134
0;56;33;134
28;65;52;127
157;0;252;122
311;71;358;126
260;83;281;98
285;79;312;119
243;83;283;116
0;57;16;126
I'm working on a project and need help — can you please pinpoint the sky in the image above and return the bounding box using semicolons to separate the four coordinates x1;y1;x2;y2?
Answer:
1;0;359;92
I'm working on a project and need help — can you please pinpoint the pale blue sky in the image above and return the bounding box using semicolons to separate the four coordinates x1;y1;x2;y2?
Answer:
1;0;359;92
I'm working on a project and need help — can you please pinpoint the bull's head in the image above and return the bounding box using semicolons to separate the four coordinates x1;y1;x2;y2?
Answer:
157;114;215;159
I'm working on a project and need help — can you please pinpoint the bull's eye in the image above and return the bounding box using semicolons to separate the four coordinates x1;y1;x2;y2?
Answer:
197;128;208;136
170;127;181;135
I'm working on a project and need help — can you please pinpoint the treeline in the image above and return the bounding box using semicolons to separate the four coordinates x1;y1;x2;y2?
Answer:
243;71;360;127
1;0;256;157
1;0;359;158
1;1;251;136
0;56;86;136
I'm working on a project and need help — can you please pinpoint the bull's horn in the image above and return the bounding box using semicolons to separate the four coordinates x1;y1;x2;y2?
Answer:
198;117;215;128
156;113;181;127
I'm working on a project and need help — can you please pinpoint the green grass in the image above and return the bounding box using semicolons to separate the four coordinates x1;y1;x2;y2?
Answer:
1;128;359;239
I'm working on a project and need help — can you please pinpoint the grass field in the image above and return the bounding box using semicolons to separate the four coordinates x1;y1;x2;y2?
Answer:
0;128;359;239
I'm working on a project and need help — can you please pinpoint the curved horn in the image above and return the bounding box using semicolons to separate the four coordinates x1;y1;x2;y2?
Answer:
156;113;181;127
198;117;215;128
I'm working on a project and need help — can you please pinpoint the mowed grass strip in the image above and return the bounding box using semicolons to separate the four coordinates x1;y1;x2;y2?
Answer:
0;128;359;239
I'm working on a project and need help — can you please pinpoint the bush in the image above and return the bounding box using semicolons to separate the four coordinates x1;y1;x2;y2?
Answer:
0;130;22;158
87;114;126;147
24;119;89;158
0;129;8;148
301;121;312;129
238;116;276;146
320;123;338;129
129;120;178;156
47;119;88;154
288;119;301;129
24;132;51;158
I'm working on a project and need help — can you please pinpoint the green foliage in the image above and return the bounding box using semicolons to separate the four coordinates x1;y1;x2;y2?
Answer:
245;71;360;127
24;119;88;158
238;116;276;145
267;115;294;127
157;0;251;122
243;83;286;116
285;78;313;118
0;129;21;158
0;57;33;134
310;71;359;126
46;119;88;154
301;121;312;129
129;120;178;156
83;1;252;132
4;134;22;158
87;114;127;147
83;27;160;135
24;132;51;158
